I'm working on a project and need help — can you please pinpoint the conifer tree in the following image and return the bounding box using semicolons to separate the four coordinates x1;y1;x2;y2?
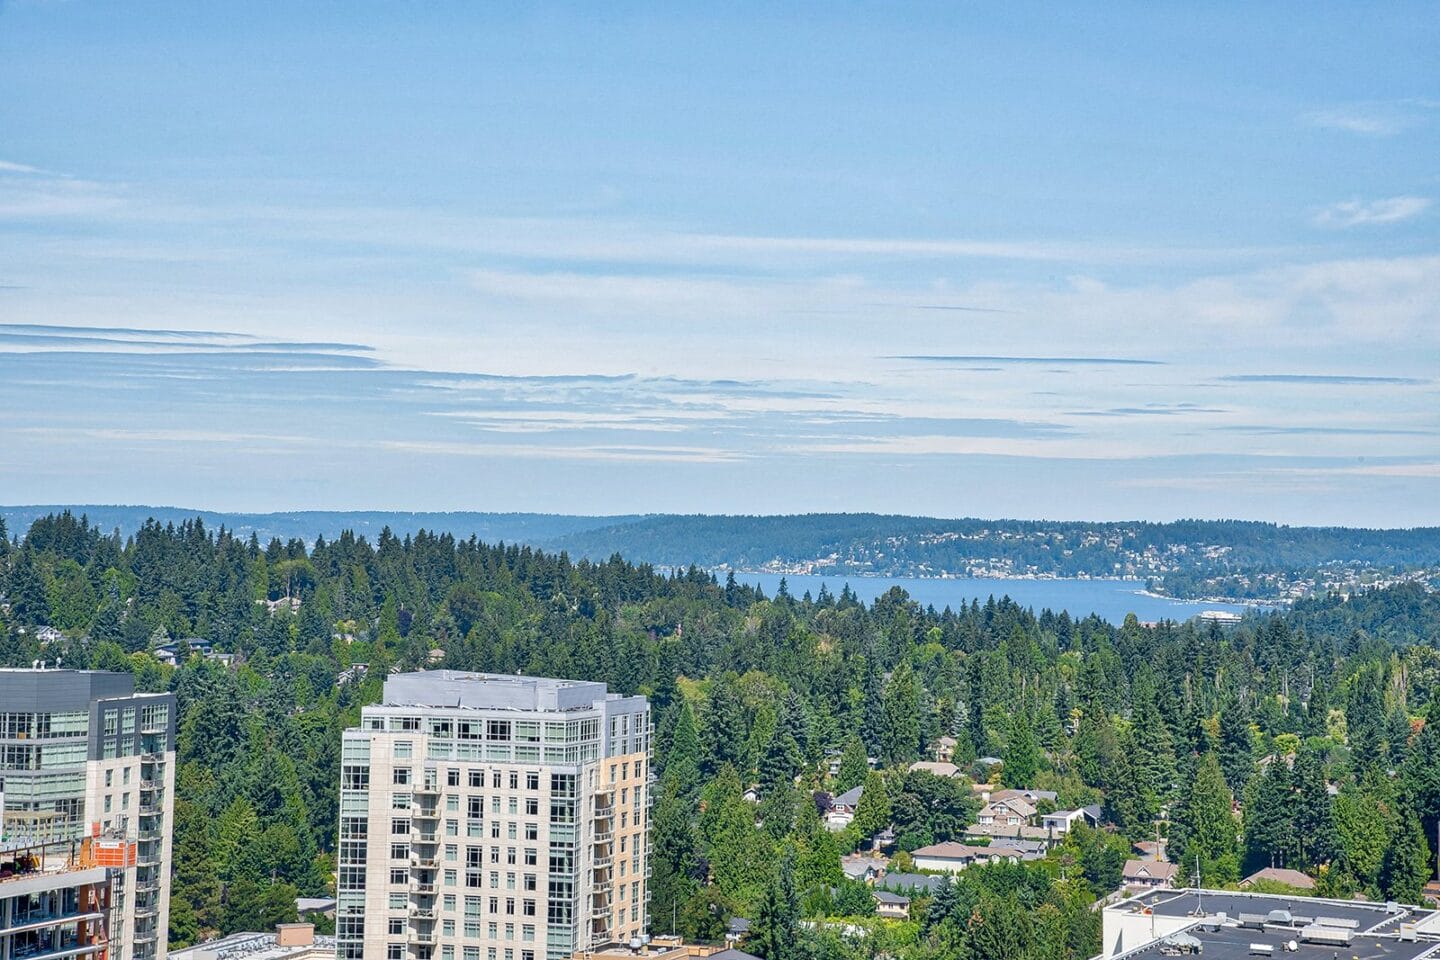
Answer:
1002;707;1041;788
1172;751;1239;885
836;736;869;792
881;659;922;766
1384;809;1432;905
753;846;800;960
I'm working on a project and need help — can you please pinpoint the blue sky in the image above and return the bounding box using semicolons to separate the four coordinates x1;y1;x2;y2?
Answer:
1;1;1437;524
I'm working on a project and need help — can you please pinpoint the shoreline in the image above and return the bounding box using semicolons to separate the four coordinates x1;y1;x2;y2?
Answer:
711;567;1285;608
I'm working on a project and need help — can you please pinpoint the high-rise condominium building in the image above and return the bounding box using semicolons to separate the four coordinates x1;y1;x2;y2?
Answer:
336;672;651;960
0;669;177;960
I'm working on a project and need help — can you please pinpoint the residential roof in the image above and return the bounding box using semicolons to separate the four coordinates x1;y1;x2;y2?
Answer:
908;761;961;778
1241;867;1317;890
1123;859;1180;880
871;890;910;906
295;897;337;912
726;917;751;935
832;785;863;808
878;873;946;894
911;841;1021;861
989;788;1058;804
840;856;886;879
985;796;1037;817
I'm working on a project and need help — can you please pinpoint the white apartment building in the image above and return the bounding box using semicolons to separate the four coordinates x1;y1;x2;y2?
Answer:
0;669;177;960
336;672;652;960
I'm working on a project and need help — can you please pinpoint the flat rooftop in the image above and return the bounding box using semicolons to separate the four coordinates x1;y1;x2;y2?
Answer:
1122;923;1440;960
169;933;337;960
381;671;625;713
1116;889;1436;933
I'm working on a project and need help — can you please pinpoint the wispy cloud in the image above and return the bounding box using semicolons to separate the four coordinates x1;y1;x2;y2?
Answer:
1071;404;1226;418
1217;374;1427;386
886;355;1163;366
1303;99;1440;136
0;160;53;176
1314;196;1431;228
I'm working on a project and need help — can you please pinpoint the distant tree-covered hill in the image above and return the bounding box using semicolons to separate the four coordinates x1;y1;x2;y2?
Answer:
4;506;1438;601
0;505;638;546
541;513;1440;599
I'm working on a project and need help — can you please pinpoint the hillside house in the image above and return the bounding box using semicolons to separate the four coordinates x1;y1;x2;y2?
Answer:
826;785;863;831
978;795;1036;827
872;890;911;919
910;842;1022;873
1122;859;1180;889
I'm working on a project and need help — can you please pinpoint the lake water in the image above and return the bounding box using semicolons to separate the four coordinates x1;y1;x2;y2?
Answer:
728;571;1255;625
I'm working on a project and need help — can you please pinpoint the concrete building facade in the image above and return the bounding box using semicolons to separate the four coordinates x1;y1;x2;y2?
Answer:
336;672;651;960
0;669;177;960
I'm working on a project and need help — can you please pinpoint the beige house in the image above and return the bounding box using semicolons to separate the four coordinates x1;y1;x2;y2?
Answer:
978;796;1036;827
1122;859;1179;888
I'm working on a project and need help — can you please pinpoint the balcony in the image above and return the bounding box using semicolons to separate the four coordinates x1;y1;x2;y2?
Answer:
593;805;614;819
409;907;436;921
412;806;440;821
1;910;106;938
592;830;613;844
410;931;437;945
138;803;163;816
592;855;612;869
410;882;436;895
410;854;439;870
414;783;440;797
8;941;108;960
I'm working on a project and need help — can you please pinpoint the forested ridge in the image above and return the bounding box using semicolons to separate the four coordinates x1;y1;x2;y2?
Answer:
5;511;1440;959
7;505;1440;602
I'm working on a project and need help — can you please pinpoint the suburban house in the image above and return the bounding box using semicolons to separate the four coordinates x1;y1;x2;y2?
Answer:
910;841;1022;873
872;890;911;920
978;795;1036;827
908;760;962;779
1041;805;1102;835
966;821;1051;843
725;917;751;945
879;873;946;895
933;735;958;762
827;784;864;831
840;855;887;883
1122;859;1180;889
1239;867;1316;891
990;787;1058;806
